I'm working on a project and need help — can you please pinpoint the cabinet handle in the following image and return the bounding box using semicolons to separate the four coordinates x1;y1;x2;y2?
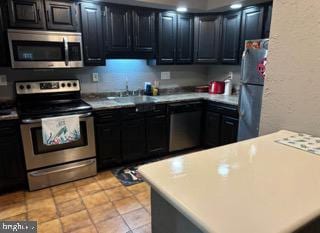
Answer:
46;10;50;22
37;9;41;22
173;48;176;59
128;36;131;47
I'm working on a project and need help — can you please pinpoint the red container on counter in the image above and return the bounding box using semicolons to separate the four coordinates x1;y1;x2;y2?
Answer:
209;81;225;94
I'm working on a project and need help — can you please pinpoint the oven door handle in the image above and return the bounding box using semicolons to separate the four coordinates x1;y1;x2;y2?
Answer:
63;37;69;66
29;159;95;177
21;112;92;124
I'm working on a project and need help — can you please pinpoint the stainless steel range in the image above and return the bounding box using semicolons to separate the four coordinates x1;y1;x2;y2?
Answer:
16;80;96;191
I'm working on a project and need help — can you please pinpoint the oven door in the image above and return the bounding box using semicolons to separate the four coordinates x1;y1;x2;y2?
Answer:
8;29;83;69
20;114;96;170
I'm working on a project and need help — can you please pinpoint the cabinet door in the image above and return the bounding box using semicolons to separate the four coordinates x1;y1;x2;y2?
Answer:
132;8;155;53
263;4;272;38
0;121;25;193
158;11;177;64
176;13;193;64
80;3;105;66
221;11;241;64
146;115;168;156
8;0;45;29
95;123;122;170
122;118;146;162
0;5;8;66
194;15;221;64
204;111;221;148
45;0;79;31
220;115;239;146
105;5;132;53
239;6;264;59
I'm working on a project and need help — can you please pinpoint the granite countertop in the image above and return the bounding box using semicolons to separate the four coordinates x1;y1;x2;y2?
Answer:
84;93;239;111
0;108;19;121
139;130;320;233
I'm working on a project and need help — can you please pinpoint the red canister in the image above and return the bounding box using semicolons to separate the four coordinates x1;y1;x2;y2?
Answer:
209;81;225;94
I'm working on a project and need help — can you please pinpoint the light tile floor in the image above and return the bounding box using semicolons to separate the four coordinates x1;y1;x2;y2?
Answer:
0;171;152;233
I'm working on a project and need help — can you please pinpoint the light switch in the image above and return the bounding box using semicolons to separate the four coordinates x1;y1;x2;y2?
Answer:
161;72;171;80
92;73;99;82
0;75;7;86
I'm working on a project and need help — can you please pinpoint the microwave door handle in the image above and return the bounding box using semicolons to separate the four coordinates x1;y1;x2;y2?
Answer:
63;37;69;66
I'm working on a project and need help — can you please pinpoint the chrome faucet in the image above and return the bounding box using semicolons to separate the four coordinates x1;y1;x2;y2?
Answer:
125;79;129;96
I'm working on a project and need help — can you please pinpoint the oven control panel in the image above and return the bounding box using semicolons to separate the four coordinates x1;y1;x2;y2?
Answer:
16;80;80;94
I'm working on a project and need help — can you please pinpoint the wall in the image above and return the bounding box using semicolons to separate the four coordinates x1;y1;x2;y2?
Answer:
208;65;241;87
260;0;320;136
0;60;209;100
0;60;240;101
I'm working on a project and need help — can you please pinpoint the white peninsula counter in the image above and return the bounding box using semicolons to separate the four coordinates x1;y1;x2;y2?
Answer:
139;130;320;233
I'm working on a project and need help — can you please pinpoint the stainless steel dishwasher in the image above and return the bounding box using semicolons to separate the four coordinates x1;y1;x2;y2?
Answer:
169;101;202;152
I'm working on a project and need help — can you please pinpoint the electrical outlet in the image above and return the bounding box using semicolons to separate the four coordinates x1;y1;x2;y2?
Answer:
0;75;7;86
161;72;171;80
92;73;99;82
228;72;233;80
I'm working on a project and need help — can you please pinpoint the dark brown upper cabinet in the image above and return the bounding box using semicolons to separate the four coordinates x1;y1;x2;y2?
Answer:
80;2;105;66
221;11;241;64
239;6;264;59
194;15;221;64
158;11;177;64
0;4;9;66
132;8;155;54
176;13;193;64
263;4;272;38
45;0;79;31
8;0;46;29
105;5;132;53
158;11;193;65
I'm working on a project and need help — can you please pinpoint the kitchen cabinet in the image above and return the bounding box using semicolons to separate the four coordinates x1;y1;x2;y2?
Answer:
204;101;239;148
104;5;156;58
176;13;193;64
80;2;105;66
220;115;239;145
239;6;264;59
105;5;131;53
158;11;176;64
8;0;46;29
0;4;8;66
221;11;241;64
133;8;155;53
95;123;122;170
194;15;221;64
203;111;221;148
122;118;147;162
0;121;26;194
146;114;168;156
263;4;272;38
158;12;193;64
45;0;79;31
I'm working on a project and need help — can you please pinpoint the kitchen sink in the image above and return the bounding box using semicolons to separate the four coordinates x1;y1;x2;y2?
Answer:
113;96;156;104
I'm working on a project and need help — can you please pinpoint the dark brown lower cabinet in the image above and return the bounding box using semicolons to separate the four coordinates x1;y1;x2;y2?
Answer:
204;111;221;148
146;115;168;156
121;118;147;163
95;123;122;170
0;120;26;194
220;115;239;145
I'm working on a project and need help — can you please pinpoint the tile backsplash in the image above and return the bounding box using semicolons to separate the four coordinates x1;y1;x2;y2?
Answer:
0;59;240;101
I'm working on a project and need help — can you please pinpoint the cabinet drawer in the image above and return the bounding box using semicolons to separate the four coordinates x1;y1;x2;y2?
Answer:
146;104;167;116
207;101;238;117
94;109;121;123
121;107;144;120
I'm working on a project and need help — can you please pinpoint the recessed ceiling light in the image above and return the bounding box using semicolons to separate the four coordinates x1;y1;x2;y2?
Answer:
177;7;188;12
230;3;242;9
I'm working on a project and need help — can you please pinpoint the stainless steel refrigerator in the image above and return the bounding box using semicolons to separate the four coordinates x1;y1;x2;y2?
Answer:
238;39;269;141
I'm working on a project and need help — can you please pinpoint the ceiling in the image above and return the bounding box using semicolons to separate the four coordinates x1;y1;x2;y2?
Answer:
101;0;271;12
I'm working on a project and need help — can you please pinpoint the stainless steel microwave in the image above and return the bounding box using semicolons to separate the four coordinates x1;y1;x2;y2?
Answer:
8;29;84;69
